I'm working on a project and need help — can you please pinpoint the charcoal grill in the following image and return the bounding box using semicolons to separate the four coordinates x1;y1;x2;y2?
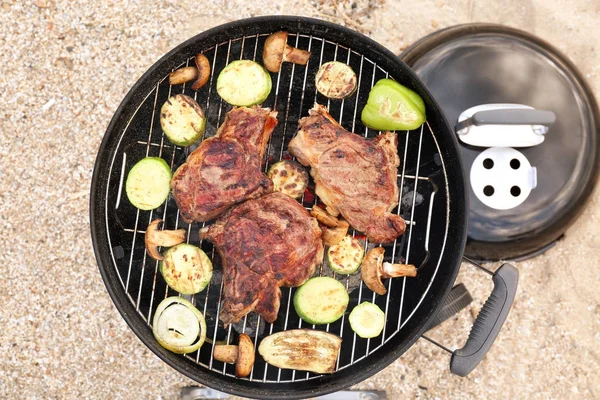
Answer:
90;16;517;399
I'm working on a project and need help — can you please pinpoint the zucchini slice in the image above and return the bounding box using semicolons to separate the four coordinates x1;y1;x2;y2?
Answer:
216;60;272;106
258;329;342;374
152;296;207;354
160;94;206;146
293;277;349;325
125;157;172;210
349;302;385;339
315;61;357;99
327;235;364;275
160;244;213;295
267;160;309;199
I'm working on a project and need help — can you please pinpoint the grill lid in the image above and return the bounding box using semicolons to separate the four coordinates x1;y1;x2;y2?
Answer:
401;23;600;261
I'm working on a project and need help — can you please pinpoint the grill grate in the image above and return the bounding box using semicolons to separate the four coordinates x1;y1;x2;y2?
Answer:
103;33;449;383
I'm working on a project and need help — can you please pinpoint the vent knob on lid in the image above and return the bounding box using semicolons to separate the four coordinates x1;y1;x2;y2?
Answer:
470;147;537;210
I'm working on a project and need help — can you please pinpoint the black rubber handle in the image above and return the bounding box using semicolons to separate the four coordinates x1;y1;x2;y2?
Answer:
450;263;519;377
456;109;556;131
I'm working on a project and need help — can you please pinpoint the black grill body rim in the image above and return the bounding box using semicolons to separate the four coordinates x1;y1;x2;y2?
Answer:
90;16;468;399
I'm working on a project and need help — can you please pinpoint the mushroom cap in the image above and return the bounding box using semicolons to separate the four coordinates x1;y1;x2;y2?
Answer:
361;247;387;295
263;31;288;72
191;53;211;90
145;219;165;260
235;333;255;377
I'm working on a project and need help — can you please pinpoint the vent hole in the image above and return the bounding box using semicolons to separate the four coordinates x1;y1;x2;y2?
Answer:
511;186;521;197
483;185;495;196
483;158;494;169
510;159;521;169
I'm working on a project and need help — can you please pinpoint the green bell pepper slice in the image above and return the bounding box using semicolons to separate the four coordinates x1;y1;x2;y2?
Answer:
361;78;426;131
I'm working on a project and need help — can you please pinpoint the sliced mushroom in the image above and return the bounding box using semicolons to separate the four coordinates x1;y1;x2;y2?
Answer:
262;31;311;73
361;247;417;295
169;66;198;85
191;53;211;90
144;219;187;261
310;205;340;228
321;220;349;246
212;333;255;378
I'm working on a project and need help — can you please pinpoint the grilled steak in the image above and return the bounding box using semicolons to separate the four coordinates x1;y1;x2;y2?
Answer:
171;106;277;223
201;192;323;325
289;104;405;243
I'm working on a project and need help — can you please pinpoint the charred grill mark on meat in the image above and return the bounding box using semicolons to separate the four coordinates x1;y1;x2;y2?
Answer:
171;106;277;223
289;104;406;243
201;192;324;326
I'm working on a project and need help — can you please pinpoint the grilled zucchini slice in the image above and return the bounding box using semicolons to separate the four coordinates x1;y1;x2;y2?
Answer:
327;235;364;274
160;94;206;146
125;157;172;210
216;60;272;106
293;277;349;324
160;244;213;295
349;302;385;339
267;160;309;199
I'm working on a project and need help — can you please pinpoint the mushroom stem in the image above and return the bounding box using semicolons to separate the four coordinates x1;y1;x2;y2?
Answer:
213;345;238;363
382;262;417;278
361;247;418;295
145;219;186;261
169;66;198;85
283;45;311;65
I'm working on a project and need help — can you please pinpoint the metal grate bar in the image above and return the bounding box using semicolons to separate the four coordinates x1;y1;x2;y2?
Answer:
277;33;301;161
137;62;187;312
124;81;161;294
397;124;425;331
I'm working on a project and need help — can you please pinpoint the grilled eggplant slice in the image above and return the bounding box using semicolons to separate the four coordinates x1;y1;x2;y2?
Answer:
315;61;357;99
160;94;206;146
267;160;309;199
160;244;213;295
258;329;342;374
216;60;272;106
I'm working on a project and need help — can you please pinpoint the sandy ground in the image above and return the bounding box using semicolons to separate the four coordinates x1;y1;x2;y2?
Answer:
0;0;599;399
